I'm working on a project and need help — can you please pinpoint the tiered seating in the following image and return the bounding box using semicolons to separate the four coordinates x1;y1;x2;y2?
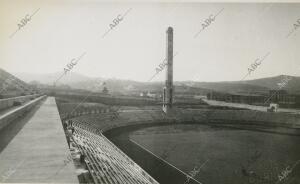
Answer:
72;122;158;184
70;107;231;138
74;114;115;132
57;102;122;120
72;109;171;133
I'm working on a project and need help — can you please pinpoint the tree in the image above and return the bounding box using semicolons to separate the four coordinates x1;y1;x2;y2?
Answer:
102;86;109;94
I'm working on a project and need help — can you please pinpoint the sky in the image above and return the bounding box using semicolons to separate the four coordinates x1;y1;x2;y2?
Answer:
0;0;299;82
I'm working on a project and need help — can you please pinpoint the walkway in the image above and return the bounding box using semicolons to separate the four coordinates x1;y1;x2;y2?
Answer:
0;97;78;183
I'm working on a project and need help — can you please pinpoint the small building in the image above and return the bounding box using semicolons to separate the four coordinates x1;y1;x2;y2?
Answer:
268;90;299;108
102;87;108;94
267;103;279;112
207;91;266;105
140;91;147;97
147;91;161;98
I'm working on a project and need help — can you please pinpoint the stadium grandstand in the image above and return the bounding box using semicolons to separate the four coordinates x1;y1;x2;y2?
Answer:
55;95;300;184
0;67;300;184
70;121;158;184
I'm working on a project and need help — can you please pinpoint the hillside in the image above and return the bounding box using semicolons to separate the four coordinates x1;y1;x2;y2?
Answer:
0;68;38;98
14;72;92;85
178;81;270;95
236;75;300;94
180;75;300;95
13;71;300;95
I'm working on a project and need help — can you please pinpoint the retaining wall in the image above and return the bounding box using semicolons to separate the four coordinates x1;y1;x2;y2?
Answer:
0;95;46;131
0;94;41;111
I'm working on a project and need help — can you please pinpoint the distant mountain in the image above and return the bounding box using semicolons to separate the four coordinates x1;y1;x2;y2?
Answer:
235;75;300;94
13;71;300;95
183;75;300;95
14;72;92;85
180;81;270;95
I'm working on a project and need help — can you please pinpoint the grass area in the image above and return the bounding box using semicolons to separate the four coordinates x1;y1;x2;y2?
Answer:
130;124;300;184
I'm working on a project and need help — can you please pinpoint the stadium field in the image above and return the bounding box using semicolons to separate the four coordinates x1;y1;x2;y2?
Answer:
107;123;300;184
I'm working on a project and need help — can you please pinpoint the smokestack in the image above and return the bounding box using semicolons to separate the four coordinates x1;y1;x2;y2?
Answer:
163;27;174;114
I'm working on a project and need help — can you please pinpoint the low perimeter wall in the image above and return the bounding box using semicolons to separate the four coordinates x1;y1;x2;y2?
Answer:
69;108;300;136
0;95;46;131
0;94;42;111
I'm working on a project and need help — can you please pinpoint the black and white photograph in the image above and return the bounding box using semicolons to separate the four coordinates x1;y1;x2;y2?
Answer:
0;0;300;183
